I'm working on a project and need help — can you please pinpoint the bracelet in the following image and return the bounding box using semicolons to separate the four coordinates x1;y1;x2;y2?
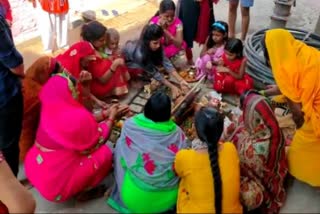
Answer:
260;90;266;97
101;110;107;120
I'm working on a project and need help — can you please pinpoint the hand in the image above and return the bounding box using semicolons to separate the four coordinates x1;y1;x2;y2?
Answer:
180;80;190;94
95;99;109;109
205;61;213;70
159;18;168;29
112;58;125;70
79;70;92;87
207;48;215;55
217;59;224;66
287;99;305;129
171;86;181;100
217;66;229;73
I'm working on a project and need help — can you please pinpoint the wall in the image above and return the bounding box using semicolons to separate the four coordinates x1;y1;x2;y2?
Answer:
10;0;38;44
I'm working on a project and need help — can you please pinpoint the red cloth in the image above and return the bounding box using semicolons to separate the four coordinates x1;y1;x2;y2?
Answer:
194;0;214;45
0;201;8;214
55;41;96;78
213;54;253;95
0;0;12;22
89;57;129;97
39;0;69;14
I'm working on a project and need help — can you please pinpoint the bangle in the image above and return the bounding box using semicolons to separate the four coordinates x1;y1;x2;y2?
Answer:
101;110;107;120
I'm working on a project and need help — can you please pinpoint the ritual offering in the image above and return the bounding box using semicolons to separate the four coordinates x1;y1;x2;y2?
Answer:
179;67;198;83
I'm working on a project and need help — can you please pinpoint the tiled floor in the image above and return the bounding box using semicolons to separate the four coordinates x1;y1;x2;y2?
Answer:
15;0;320;213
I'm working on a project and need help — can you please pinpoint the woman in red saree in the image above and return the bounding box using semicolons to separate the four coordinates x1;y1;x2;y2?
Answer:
55;41;108;108
81;21;130;98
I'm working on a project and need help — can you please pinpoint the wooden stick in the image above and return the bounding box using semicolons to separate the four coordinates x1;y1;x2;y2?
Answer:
171;76;206;114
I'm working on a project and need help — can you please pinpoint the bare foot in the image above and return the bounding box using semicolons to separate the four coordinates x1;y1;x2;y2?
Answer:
103;187;113;199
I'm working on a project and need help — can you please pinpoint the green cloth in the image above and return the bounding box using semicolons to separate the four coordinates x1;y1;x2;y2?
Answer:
121;171;177;213
132;114;177;133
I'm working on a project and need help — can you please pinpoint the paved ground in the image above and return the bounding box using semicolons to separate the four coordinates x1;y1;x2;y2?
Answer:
15;0;320;213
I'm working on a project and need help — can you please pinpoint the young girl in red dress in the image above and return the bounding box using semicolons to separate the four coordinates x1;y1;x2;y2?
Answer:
213;38;253;95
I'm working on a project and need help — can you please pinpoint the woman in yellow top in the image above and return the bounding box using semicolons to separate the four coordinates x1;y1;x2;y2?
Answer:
175;107;243;214
263;29;320;187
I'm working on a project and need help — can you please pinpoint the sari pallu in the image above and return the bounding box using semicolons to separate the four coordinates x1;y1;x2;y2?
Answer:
108;114;187;213
89;56;130;98
20;56;57;161
55;41;96;79
24;75;112;202
230;93;287;213
266;29;320;186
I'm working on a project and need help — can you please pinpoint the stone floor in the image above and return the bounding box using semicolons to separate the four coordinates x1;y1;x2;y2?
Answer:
15;0;320;213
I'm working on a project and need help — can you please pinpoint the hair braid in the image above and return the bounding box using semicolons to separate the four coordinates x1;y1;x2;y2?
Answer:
207;138;222;214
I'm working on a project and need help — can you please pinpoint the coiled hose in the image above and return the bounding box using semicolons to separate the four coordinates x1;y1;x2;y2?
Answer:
244;28;320;86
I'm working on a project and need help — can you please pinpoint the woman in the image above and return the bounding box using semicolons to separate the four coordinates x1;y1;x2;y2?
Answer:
20;56;61;161
123;24;189;99
150;0;187;63
263;29;320;187
227;90;287;213
176;0;217;64
81;21;130;98
24;71;123;202
0;152;36;213
175;107;242;213
55;41;107;108
107;92;187;213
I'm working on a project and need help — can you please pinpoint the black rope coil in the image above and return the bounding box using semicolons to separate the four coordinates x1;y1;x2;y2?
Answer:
244;28;320;86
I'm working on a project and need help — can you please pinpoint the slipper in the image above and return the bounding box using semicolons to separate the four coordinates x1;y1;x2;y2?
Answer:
111;10;119;16
101;9;109;16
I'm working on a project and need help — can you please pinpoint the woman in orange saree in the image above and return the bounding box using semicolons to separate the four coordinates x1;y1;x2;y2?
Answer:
264;29;320;187
20;56;61;161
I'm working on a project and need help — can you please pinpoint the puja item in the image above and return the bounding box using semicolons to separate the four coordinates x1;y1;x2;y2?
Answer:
179;67;198;83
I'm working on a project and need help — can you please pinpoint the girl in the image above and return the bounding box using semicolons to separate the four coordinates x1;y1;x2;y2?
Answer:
81;21;130;98
195;21;228;80
123;24;189;100
175;107;242;213
213;38;253;95
103;28;121;59
150;0;187;67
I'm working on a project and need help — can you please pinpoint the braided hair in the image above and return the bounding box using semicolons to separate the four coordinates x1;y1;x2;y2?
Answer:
194;107;224;214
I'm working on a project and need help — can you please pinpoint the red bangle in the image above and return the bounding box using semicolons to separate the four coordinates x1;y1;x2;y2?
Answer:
101;110;107;120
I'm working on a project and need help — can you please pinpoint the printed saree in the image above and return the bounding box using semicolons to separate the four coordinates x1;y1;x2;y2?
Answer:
230;93;287;213
107;114;187;213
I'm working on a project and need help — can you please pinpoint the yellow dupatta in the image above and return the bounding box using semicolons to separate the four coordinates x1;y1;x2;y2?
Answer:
266;29;320;137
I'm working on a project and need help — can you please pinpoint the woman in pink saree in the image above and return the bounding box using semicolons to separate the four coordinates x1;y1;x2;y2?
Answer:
24;72;115;202
150;0;187;59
